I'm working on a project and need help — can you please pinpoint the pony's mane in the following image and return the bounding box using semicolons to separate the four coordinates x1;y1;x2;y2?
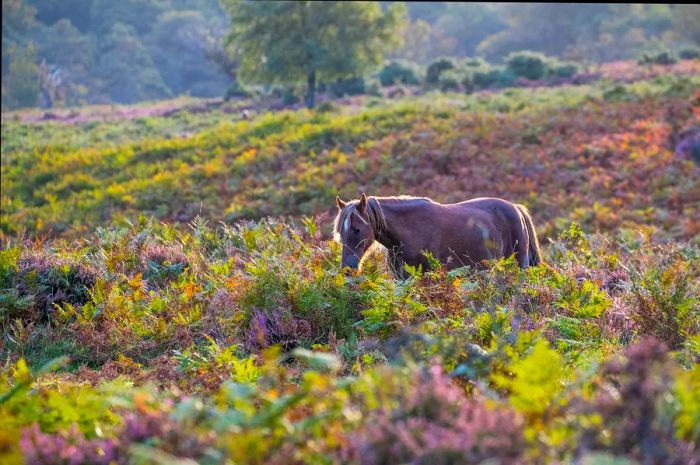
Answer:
333;195;431;241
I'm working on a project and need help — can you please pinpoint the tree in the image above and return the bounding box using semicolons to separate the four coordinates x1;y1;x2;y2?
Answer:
396;19;455;64
434;3;503;56
1;44;41;109
3;0;37;75
27;0;95;32
2;0;40;109
33;18;97;106
89;0;168;35
673;5;700;46
222;1;406;108
96;23;171;104
146;10;228;97
476;4;613;61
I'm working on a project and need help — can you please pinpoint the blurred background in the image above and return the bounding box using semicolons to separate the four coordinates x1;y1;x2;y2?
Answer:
2;1;699;110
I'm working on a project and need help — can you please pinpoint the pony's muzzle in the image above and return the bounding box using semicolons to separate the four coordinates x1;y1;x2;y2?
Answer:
342;255;360;271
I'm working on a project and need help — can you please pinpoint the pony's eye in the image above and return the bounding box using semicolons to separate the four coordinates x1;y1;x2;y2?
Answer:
353;227;360;235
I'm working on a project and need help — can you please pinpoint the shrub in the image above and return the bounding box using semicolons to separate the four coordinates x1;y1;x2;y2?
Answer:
495;67;517;87
378;60;421;87
461;72;475;93
21;424;118;465
473;66;517;90
1;250;98;323
473;66;500;89
438;70;461;92
505;51;549;80
575;338;697;464
463;57;488;68
244;307;312;352
548;61;580;78
315;101;338;113
679;47;700;60
329;77;365;98
627;259;699;349
638;51;677;66
426;57;455;86
224;81;252;100
364;77;383;97
343;365;525;464
282;87;299;106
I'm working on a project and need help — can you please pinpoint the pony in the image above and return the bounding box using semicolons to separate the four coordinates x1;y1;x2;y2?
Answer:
333;194;541;278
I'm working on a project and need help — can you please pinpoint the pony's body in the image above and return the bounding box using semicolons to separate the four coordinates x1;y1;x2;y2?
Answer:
334;195;541;278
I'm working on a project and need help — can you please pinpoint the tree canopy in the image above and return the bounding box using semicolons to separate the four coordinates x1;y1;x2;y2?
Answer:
222;0;406;108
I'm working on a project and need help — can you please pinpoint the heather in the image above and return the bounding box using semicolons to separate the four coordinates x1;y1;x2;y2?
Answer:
1;65;700;464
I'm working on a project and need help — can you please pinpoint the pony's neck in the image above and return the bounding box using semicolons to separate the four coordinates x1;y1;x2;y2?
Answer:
372;197;423;250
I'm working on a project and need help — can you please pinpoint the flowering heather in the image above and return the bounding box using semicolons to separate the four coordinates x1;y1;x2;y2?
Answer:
244;307;312;351
344;365;525;465
20;425;118;465
575;338;699;465
1;250;98;323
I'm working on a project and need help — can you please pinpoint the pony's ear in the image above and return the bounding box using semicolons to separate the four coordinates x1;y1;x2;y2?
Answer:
357;193;367;213
336;196;346;209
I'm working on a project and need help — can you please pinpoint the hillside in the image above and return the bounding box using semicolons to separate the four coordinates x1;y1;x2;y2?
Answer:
3;66;699;241
1;66;699;464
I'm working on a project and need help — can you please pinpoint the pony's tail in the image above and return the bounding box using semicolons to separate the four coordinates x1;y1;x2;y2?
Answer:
516;204;542;267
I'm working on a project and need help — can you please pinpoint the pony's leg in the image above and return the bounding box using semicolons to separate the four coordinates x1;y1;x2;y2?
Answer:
388;246;409;279
514;211;531;269
516;241;529;269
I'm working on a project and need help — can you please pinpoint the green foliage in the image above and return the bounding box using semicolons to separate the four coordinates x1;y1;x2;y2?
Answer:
32;18;96;106
378;60;421;86
492;338;564;415
223;0;406;107
1;44;41;109
145;10;228;98
96;23;171;104
548;61;580;78
678;47;700;60
628;257;700;349
224;81;252;100
506;50;549;80
438;69;461;92
329;77;365;98
476;4;679;62
425;56;455;85
674;364;700;443
639;50;677;66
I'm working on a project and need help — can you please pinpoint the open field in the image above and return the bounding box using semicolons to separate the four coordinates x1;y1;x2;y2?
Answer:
1;64;699;464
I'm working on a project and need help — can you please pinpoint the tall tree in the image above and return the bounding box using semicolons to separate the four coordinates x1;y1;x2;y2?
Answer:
96;23;171;104
396;19;455;64
673;5;700;46
476;4;611;61
146;10;228;97
222;1;406;108
33;18;97;106
434;3;503;56
2;0;40;109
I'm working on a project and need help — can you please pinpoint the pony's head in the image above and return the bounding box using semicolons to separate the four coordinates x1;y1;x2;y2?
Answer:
333;193;386;271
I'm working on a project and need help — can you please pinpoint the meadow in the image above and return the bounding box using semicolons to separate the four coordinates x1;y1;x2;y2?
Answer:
1;63;699;465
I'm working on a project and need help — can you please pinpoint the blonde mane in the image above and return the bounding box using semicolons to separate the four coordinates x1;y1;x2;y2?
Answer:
333;196;389;242
332;195;435;241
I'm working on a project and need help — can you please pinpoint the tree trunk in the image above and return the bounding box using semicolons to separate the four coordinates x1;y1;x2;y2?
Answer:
306;70;316;109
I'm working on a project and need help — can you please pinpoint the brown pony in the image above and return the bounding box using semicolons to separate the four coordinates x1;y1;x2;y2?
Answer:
333;194;541;278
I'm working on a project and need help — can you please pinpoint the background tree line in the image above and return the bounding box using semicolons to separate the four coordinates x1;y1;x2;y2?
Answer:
2;0;699;110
